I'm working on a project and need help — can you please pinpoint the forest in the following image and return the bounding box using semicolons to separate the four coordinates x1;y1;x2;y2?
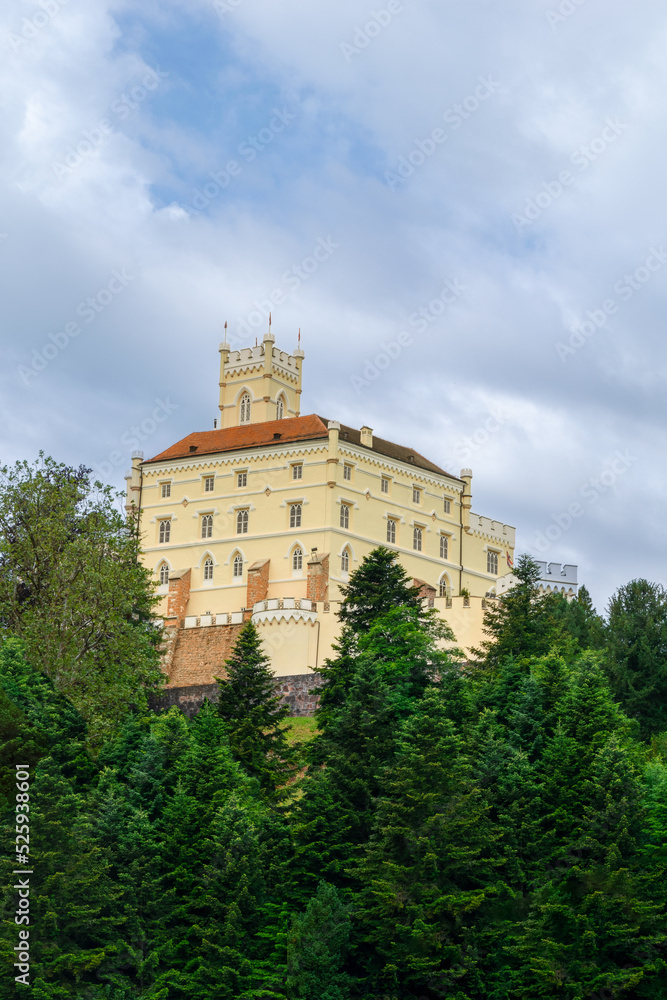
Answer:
0;456;666;999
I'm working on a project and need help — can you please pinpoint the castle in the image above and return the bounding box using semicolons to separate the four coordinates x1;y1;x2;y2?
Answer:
125;330;575;713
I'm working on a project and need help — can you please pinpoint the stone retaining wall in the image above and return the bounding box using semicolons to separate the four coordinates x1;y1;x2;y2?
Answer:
150;672;324;719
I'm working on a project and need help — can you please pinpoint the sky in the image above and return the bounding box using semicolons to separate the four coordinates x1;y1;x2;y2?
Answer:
2;0;666;614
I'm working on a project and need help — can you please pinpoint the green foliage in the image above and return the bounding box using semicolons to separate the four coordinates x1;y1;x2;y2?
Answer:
0;455;164;745
216;621;293;797
603;578;667;737
286;882;352;1000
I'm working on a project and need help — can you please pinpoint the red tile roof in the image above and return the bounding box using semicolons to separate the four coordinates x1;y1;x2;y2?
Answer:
145;415;329;463
145;413;460;481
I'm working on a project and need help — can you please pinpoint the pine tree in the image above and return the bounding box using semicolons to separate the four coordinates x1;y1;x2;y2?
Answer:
286;882;353;1000
603;578;667;738
216;621;293;797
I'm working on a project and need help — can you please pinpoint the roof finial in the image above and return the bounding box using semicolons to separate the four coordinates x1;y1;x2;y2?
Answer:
298;328;301;344
224;320;227;331
269;311;272;329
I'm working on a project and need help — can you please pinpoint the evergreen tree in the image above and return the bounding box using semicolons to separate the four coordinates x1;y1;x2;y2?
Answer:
216;621;293;797
603;578;667;738
285;882;353;1000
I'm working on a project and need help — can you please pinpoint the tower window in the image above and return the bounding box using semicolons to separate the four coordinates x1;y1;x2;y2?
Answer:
340;504;350;529
386;519;396;544
440;535;449;560
381;477;389;494
439;576;450;598
203;558;214;581
413;526;422;552
161;482;171;499
240;393;252;424
443;497;451;514
201;514;213;539
290;503;302;529
233;554;243;578
237;509;249;534
341;548;350;574
159;520;171;544
276;397;284;420
412;487;421;504
292;464;303;481
159;563;169;585
292;547;303;572
237;472;247;488
343;464;352;481
487;551;499;575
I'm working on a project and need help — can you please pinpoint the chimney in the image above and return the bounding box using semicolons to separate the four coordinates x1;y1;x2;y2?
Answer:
360;426;373;448
124;450;143;515
460;469;472;530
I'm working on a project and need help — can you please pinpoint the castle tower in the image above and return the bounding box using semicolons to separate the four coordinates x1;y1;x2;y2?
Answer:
217;326;305;429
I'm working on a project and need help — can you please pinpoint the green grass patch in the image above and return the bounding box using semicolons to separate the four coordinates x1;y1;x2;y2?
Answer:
284;715;319;747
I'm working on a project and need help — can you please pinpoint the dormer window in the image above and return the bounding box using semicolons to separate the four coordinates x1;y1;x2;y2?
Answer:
240;393;251;424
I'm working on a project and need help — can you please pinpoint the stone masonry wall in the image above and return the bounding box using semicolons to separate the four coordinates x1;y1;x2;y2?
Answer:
150;672;324;718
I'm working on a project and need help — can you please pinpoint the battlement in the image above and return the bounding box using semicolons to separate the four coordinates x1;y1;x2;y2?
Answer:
218;331;304;428
470;511;516;546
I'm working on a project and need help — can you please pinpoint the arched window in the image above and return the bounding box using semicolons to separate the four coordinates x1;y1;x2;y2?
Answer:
439;575;450;598
413;526;422;552
440;534;448;559
201;514;213;539
240;392;251;424
159;519;171;544
340;504;350;529
341;548;350;573
290;503;302;528
237;509;249;534
276;396;284;420
203;558;214;581
159;563;169;585
233;554;243;578
386;519;396;544
292;547;303;572
487;551;499;575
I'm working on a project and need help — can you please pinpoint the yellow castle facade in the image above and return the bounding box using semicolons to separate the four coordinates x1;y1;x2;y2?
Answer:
126;331;516;695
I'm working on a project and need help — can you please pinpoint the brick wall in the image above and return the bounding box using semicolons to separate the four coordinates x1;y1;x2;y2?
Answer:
167;622;244;687
247;558;270;608
150;672;324;718
167;568;191;626
307;552;329;602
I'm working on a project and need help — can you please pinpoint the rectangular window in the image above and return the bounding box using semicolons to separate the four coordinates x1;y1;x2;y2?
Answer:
343;464;352;481
204;476;215;492
340;504;350;529
159;520;171;544
237;472;247;488
387;519;396;544
443;497;451;514
161;482;171;499
290;504;302;529
487;551;499;575
412;487;421;504
440;535;449;559
381;477;389;494
292;463;303;481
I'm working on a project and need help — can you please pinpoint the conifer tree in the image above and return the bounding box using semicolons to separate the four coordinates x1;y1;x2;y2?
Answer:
603;578;667;738
216;620;293;796
286;882;353;1000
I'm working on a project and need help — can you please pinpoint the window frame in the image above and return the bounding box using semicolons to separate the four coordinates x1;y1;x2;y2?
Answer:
343;464;353;482
236;509;249;535
160;482;171;499
292;547;303;572
232;554;244;578
159;563;169;585
381;476;390;494
201;514;213;539
412;486;422;505
386;518;397;544
341;548;350;574
236;471;248;488
203;476;215;493
289;503;302;529
340;503;350;529
413;525;423;552
203;558;214;582
487;550;499;576
440;534;449;560
292;463;303;481
239;392;252;425
443;497;451;514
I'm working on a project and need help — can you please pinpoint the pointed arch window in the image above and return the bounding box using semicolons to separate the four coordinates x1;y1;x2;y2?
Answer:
276;396;285;420
386;519;396;544
203;558;214;581
340;504;350;529
439;575;450;598
341;548;350;574
201;514;213;539
413;526;422;552
240;393;251;424
159;519;171;544
292;547;303;572
237;509;249;534
233;554;244;578
159;563;169;585
440;534;449;560
290;503;302;529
